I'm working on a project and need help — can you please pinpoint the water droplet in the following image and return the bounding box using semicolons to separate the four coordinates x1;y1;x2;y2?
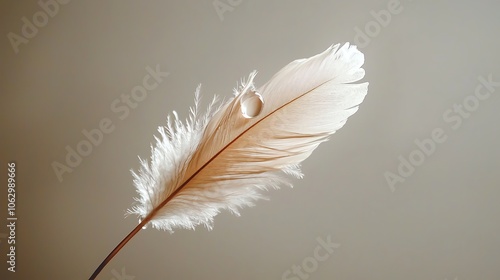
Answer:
240;90;264;118
138;219;148;229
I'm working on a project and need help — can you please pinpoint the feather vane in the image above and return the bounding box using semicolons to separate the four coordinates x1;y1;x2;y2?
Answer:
127;42;369;232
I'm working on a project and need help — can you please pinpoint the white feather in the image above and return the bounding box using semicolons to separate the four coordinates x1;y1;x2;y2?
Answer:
127;42;369;232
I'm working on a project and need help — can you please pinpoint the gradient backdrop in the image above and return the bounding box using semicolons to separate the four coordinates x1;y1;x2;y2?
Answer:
1;1;500;279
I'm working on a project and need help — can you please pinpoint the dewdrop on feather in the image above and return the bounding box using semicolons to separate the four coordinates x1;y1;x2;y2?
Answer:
240;90;264;118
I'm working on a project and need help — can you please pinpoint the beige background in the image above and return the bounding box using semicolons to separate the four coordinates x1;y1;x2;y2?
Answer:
1;0;500;279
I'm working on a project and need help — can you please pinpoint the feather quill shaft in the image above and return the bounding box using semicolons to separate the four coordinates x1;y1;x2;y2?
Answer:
89;42;368;279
